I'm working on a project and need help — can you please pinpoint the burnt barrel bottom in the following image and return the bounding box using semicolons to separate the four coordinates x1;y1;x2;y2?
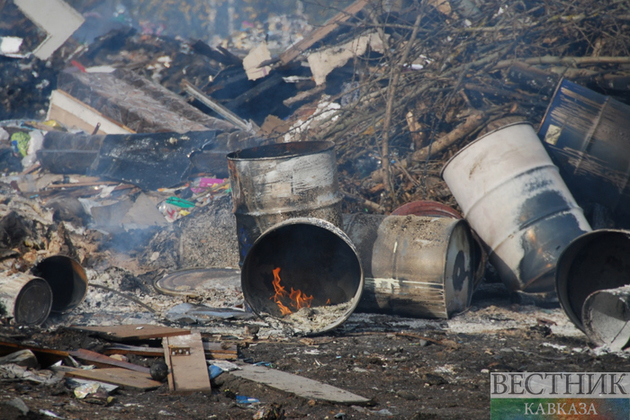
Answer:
582;285;630;350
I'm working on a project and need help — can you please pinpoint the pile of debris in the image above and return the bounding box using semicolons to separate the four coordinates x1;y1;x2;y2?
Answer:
3;0;630;417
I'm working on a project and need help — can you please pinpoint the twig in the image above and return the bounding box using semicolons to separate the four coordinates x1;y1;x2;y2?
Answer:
412;111;486;162
394;160;420;188
494;56;630;69
182;80;258;133
342;190;386;213
379;13;423;206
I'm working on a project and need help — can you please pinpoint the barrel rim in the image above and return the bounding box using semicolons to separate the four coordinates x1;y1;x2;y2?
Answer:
391;200;462;219
14;276;53;326
440;121;535;179
444;218;475;316
227;140;335;161
31;254;88;313
537;77;568;134
556;229;630;332
241;217;364;335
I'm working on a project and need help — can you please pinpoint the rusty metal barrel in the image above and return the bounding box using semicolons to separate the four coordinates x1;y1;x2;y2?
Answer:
241;217;363;335
31;255;88;313
442;122;592;293
556;229;630;332
539;79;630;228
227;141;342;265
0;272;52;325
343;214;475;319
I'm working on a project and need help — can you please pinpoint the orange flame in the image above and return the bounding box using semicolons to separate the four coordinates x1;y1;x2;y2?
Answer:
289;287;314;309
269;267;314;315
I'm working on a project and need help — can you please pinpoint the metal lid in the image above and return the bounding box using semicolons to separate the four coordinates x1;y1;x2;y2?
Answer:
15;277;53;326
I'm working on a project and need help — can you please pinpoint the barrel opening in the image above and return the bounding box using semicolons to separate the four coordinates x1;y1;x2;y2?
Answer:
242;221;362;321
557;230;630;330
228;141;333;160
32;255;88;313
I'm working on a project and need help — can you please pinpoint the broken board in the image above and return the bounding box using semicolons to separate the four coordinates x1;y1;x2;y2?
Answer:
104;342;238;360
0;341;68;368
229;363;370;405
279;0;368;65
61;367;161;390
163;332;211;393
47;90;133;135
71;324;191;341
68;349;151;374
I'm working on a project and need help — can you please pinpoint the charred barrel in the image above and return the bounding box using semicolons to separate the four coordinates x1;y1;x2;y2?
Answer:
582;285;630;351
539;79;630;229
227;141;342;265
556;229;630;332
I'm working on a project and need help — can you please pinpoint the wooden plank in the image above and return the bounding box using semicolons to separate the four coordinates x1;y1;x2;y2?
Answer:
47;90;134;134
229;363;370;405
0;341;68;368
182;80;258;134
105;342;237;360
226;73;283;109
279;0;368;65
46;180;121;189
203;342;238;360
61;367;161;390
68;349;151;374
103;344;164;357
163;332;211;393
71;324;191;341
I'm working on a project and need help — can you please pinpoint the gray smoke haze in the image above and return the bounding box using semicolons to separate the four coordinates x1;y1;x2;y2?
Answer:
67;0;355;46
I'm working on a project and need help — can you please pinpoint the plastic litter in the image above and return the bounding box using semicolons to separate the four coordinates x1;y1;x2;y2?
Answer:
235;395;260;404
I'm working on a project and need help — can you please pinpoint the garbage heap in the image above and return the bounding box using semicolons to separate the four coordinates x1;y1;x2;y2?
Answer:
2;0;630;347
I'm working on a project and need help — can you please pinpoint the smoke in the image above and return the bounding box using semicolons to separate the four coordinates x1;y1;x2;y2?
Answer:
66;0;350;47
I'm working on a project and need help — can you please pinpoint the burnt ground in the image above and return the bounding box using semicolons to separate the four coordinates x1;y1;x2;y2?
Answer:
1;281;629;420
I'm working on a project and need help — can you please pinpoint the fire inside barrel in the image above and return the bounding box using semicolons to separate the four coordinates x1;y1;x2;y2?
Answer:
270;267;314;316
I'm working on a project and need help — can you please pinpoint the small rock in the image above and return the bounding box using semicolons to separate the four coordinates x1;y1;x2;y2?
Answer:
150;360;169;382
6;397;29;415
421;373;448;386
